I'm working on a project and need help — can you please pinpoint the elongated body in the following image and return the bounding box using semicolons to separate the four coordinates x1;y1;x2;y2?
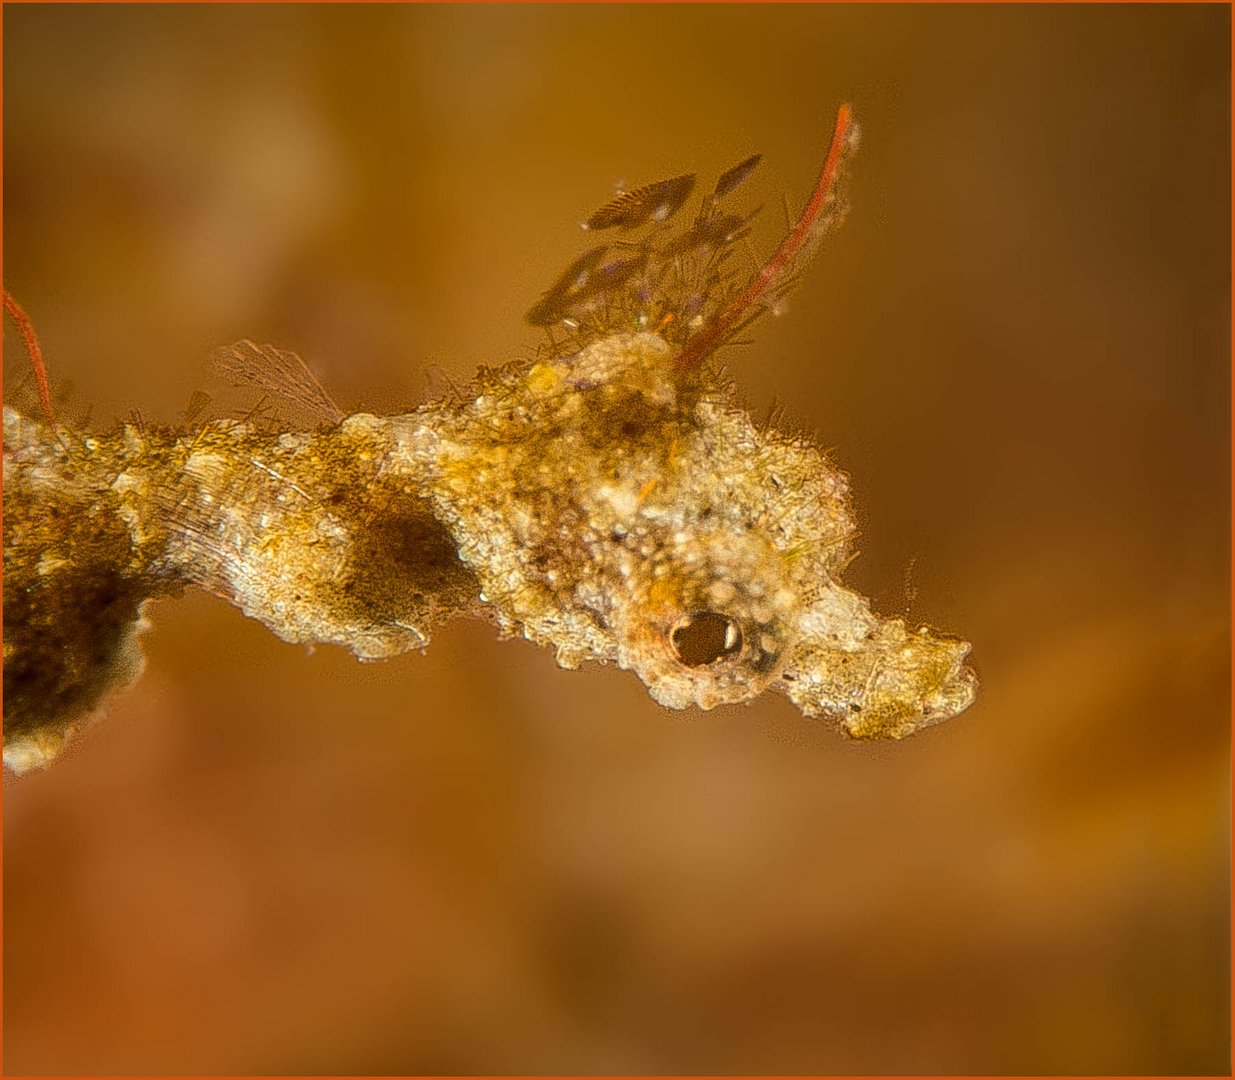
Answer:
2;107;977;773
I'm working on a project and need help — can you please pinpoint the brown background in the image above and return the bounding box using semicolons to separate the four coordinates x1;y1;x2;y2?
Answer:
3;5;1230;1075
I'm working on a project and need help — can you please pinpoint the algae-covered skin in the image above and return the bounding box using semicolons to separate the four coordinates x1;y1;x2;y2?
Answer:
417;331;975;732
2;106;976;773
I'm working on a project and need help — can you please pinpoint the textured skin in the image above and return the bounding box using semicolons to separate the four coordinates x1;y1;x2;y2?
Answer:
3;330;975;773
3;109;976;772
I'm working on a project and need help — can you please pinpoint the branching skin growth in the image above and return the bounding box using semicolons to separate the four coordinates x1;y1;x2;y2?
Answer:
3;106;976;774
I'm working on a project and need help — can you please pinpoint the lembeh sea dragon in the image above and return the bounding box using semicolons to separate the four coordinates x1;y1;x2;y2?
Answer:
2;106;976;774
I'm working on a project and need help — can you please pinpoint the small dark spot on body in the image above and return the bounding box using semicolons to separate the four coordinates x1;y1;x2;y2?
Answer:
530;548;554;571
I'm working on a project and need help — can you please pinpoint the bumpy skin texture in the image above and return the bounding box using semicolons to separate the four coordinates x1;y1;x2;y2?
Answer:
3;330;975;773
3;108;977;773
418;333;975;730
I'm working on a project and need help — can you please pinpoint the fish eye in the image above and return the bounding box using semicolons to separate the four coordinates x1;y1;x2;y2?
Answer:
671;611;742;667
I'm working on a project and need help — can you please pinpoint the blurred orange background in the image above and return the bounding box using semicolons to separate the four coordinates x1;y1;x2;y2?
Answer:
3;5;1229;1075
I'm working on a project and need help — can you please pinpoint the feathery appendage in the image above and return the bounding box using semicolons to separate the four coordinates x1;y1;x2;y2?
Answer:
2;107;975;774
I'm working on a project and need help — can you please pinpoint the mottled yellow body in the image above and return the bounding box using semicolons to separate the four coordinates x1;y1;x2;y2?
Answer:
3;329;974;773
3;107;976;773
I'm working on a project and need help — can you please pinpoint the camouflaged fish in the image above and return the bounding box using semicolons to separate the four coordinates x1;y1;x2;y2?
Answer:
2;106;976;774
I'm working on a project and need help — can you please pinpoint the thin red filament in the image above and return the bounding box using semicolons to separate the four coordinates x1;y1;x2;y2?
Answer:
3;290;58;428
676;104;854;375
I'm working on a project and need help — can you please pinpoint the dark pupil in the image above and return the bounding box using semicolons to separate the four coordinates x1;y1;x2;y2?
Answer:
672;612;741;667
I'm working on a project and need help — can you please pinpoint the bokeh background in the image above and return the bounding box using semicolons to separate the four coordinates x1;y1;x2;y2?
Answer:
3;5;1229;1075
